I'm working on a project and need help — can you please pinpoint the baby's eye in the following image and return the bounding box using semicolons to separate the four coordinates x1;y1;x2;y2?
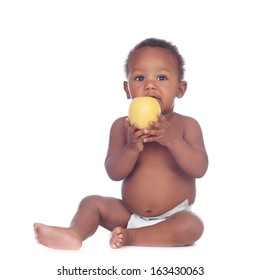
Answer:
135;75;145;81
157;75;168;81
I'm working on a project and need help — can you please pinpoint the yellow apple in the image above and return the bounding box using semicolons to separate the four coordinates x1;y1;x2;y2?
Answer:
128;96;161;129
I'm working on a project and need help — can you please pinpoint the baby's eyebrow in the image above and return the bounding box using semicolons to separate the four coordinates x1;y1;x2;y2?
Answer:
131;68;143;73
156;67;171;73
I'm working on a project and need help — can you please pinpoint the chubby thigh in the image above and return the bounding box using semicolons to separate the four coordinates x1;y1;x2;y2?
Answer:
96;196;132;230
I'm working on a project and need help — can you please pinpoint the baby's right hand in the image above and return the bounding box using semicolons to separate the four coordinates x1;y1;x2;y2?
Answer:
125;117;146;152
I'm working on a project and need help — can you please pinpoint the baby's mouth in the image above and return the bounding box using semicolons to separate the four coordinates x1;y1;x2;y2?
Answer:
151;96;160;101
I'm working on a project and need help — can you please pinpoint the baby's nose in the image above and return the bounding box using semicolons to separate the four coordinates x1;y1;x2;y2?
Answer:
144;80;157;90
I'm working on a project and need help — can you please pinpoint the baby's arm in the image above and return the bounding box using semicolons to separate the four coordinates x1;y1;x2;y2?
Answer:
144;114;208;178
167;119;208;178
105;117;144;181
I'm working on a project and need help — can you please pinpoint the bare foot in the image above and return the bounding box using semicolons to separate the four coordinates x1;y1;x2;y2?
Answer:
109;227;132;249
33;223;82;250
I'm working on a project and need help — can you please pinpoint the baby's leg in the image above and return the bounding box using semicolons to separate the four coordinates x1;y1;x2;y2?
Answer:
34;195;131;250
110;211;203;248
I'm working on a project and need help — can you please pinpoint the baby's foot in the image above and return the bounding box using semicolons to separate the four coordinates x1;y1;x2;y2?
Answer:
33;223;82;250
109;227;132;249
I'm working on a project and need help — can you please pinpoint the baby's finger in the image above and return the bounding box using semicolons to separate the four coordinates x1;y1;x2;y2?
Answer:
134;129;146;138
144;128;159;136
148;120;163;130
157;113;167;123
128;123;138;134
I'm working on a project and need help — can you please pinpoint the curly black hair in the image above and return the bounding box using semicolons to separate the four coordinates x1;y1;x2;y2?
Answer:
124;38;185;81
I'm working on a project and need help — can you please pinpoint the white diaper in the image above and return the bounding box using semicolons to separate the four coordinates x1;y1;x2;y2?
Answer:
127;199;192;229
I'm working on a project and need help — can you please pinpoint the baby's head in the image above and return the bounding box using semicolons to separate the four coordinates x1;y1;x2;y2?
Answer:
124;38;185;81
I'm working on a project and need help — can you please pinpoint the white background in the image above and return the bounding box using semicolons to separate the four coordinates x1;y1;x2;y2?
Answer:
1;0;259;279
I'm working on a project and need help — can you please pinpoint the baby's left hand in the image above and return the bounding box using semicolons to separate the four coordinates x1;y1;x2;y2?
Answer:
143;114;177;147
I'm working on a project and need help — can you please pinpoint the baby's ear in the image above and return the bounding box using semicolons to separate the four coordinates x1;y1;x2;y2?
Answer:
177;81;187;98
123;81;131;99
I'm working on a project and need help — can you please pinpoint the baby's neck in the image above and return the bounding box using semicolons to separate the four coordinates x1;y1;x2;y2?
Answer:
163;110;175;121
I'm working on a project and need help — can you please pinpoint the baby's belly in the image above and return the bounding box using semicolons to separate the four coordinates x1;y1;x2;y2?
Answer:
121;171;195;217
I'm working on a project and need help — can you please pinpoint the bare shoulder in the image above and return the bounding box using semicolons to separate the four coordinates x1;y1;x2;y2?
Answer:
173;112;207;157
108;116;128;142
110;116;127;132
174;112;201;129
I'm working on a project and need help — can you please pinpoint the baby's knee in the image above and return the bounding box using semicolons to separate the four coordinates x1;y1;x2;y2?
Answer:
174;212;204;244
192;216;204;240
78;195;105;209
185;214;204;243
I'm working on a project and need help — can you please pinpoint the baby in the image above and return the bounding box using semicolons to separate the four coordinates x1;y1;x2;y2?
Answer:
34;38;208;249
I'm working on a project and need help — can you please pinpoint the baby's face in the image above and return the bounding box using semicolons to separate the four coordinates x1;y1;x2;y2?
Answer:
124;47;186;115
